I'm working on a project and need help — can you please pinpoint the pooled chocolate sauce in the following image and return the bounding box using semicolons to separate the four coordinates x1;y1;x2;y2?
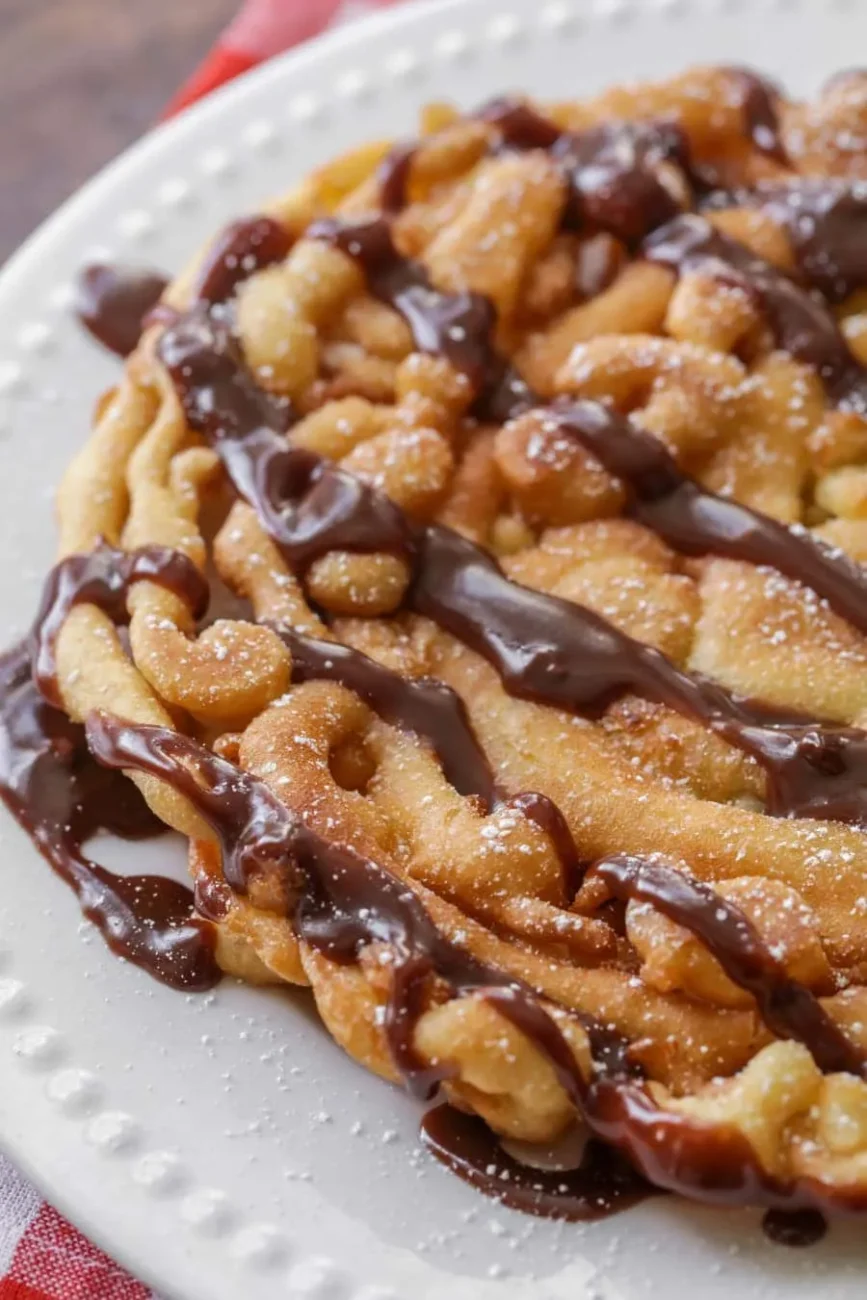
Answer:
157;307;867;828
645;214;867;410
548;399;867;638
30;539;209;706
192;215;292;306
589;855;864;1076
378;143;418;214
0;644;219;990
420;1104;657;1220
762;1207;828;1247
85;713;587;1101
75;264;169;357
724;68;786;161
271;623;495;804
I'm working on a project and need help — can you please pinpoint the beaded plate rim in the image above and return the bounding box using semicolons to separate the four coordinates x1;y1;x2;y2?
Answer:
1;2;867;1298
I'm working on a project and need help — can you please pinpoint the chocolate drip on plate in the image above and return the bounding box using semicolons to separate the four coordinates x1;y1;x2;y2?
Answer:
589;855;865;1076
645;214;867;410
31;539;209;707
75;264;169;357
0;643;218;990
192;215;292;306
763;1207;828;1247
421;1104;657;1220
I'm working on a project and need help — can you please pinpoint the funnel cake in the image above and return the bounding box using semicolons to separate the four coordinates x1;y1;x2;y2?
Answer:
11;64;867;1234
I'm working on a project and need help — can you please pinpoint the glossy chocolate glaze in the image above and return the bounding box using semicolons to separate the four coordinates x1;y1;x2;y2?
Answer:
158;306;867;828
421;1104;657;1220
85;713;587;1101
482;98;689;244
268;623;581;892
86;713;867;1218
506;790;583;901
716;182;867;303
192;215;292;306
378;143;417;214
645;214;867;410
0;643;218;990
158;309;412;566
589;855;864;1076
762;1208;828;1246
31;539;209;706
724;68;786;161
549;399;867;637
309;217;499;393
75;264;169;357
271;623;495;804
413;523;867;826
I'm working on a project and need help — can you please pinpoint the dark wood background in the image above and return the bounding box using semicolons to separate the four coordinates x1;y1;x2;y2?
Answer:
0;0;238;263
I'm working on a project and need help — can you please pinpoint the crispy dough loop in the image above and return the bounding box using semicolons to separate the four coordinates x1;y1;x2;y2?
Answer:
123;368;292;726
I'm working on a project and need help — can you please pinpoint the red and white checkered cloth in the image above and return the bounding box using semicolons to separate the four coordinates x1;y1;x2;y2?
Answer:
0;2;403;1294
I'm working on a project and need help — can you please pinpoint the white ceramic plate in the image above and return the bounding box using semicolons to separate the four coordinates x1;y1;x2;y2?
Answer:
2;1;867;1296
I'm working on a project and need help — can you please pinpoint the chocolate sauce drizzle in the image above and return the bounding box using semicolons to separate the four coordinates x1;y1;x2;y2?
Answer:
724;68;786;162
0;537;216;987
85;712;865;1219
588;855;864;1076
30;76;867;1227
268;623;580;895
157;306;867;829
271;623;495;804
75;264;169;358
85;712;588;1101
645;214;867;410
0;644;218;990
309;217;501;396
709;181;867;303
378;143;417;215
192;215;292;306
547;399;867;637
420;1104;657;1221
481;98;690;244
31;539;209;706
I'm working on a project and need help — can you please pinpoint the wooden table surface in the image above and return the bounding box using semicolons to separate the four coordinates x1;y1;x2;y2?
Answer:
0;0;238;264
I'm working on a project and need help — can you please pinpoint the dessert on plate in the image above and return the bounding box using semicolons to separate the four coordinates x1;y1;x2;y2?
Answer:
9;63;867;1237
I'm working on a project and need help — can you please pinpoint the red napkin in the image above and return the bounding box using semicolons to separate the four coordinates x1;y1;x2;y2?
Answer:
0;2;403;1294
